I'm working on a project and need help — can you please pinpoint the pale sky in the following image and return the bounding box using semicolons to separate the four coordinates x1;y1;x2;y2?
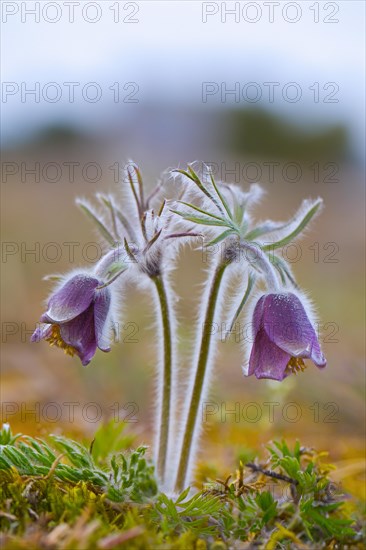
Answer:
1;1;365;156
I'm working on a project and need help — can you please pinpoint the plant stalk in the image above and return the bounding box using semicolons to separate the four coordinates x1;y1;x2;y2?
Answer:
174;260;229;492
152;275;173;484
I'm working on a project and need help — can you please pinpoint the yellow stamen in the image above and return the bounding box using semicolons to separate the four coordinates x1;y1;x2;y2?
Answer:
286;356;306;375
46;324;77;357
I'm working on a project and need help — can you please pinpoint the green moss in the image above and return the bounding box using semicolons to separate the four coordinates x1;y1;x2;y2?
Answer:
0;423;364;549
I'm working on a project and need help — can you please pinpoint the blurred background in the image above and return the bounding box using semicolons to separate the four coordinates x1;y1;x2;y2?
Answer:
1;1;365;496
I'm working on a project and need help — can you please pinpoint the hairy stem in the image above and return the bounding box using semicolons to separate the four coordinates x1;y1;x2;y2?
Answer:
174;260;229;492
240;241;280;291
152;275;173;483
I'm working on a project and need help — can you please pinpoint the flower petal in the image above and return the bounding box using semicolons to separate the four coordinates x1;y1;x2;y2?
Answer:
248;327;290;381
41;275;99;324
59;305;97;366
262;293;322;361
94;288;112;352
310;338;327;368
251;294;266;337
31;323;52;342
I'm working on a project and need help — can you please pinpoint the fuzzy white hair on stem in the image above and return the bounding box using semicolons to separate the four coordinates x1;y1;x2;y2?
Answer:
61;162;327;494
172;253;232;492
137;270;179;491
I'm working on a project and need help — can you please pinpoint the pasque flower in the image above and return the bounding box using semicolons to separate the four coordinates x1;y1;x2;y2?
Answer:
170;164;327;491
30;161;330;494
76;165;203;486
31;250;125;365
247;292;326;381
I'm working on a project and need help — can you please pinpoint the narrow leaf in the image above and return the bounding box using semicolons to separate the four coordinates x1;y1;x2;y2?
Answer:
124;238;138;263
164;232;202;240
177;201;227;222
206;229;236;247
77;201;116;247
170;210;230;227
127;165;142;217
245;221;292;241
141;212;148;242
97;194;119;240
262;200;322;251
209;172;233;220
175;487;190;504
173;168;219;208
144;228;162;251
133;165;145;207
228;272;256;333
269;254;299;288
115;208;137;242
158;199;166;217
43;274;63;282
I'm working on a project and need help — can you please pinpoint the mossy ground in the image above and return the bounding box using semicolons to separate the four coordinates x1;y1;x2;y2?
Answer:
0;423;364;549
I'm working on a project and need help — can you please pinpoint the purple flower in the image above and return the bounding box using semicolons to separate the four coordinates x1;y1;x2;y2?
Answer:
247;292;326;381
31;274;113;366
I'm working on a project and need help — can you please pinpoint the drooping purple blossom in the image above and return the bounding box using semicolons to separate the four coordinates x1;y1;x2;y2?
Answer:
247;292;326;381
31;274;113;366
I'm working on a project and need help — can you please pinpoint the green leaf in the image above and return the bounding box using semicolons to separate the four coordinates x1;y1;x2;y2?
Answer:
245;220;291;241
173;166;224;215
0;423;20;445
77;201;117;247
177;201;227;222
42;274;63;282
170;209;230;227
269;254;298;288
50;436;94;469
256;492;277;524
115;208;137;241
262;200;322;251
206;229;237;247
0;428;361;546
91;420;135;463
127;165;142;216
209;172;233;220
281;457;301;480
17;441;53;467
2;446;35;473
175;487;190;504
294;440;301;460
145;229;162;251
97;194;119;240
228;273;256;332
173;168;213;203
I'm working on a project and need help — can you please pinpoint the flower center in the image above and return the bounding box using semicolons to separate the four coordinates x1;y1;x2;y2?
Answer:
46;324;77;357
286;356;306;375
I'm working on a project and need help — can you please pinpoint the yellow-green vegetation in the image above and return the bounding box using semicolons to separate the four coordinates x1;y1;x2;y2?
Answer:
0;423;364;549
